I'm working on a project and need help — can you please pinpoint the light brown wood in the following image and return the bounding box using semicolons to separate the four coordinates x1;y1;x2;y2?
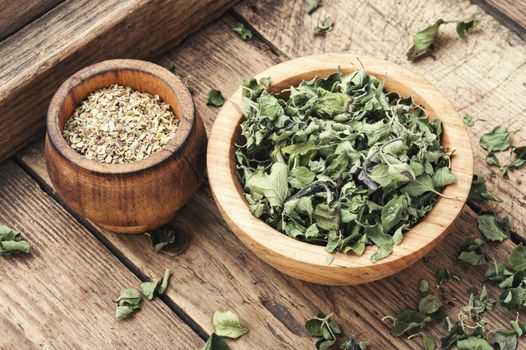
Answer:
0;161;203;349
0;0;62;41
234;0;526;240
207;53;473;285
474;0;526;39
45;59;207;234
0;0;237;163
15;14;524;348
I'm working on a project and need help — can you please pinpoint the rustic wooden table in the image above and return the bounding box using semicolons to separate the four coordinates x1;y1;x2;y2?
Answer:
2;0;526;349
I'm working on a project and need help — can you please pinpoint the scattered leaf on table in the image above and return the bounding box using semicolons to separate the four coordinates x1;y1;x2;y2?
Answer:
146;226;177;253
115;288;142;320
407;19;445;61
417;279;432;295
480;126;511;152
201;333;231;350
0;224;30;256
477;214;508;242
456;19;481;40
212;310;249;339
232;23;253;41
313;17;334;36
305;0;321;14
463;114;474;127
158;268;171;294
207;89;225;107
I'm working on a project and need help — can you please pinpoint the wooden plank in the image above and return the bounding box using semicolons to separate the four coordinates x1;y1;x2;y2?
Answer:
17;15;524;348
234;0;526;240
0;161;202;349
0;0;62;42
472;0;526;40
0;0;238;162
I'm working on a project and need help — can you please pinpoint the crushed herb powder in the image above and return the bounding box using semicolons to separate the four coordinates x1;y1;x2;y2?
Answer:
63;84;179;164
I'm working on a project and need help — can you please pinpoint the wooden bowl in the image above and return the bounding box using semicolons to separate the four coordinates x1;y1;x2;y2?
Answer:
46;59;207;234
207;54;473;285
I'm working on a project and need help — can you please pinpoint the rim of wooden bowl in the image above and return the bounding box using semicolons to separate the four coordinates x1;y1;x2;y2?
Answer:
46;59;195;175
207;53;473;285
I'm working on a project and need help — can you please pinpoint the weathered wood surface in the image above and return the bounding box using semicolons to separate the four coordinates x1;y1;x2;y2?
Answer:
17;13;526;348
234;0;526;240
0;0;238;163
0;0;62;42
0;162;202;349
474;0;526;39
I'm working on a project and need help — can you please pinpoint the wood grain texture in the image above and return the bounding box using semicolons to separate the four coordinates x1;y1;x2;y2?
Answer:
45;59;206;233
0;0;237;162
0;162;202;349
17;15;524;348
0;0;62;41
207;53;473;285
234;0;526;240
472;0;526;40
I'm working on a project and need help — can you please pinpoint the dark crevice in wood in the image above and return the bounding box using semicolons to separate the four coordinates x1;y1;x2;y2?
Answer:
12;156;209;341
471;0;526;41
229;9;288;59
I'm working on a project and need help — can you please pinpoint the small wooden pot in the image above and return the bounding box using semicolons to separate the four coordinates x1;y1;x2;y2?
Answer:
46;59;207;234
207;54;473;285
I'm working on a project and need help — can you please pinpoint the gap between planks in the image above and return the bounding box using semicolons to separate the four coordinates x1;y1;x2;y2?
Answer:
13;156;210;342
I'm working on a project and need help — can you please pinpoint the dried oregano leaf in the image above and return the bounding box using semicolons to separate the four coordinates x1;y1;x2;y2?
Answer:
313;17;334;36
232;23;253;41
480;126;511;152
207;89;225;107
115;288;142;320
201;333;231;350
0;225;30;256
236;70;455;263
305;0;321;14
407;20;445;61
212;310;249;339
456;19;481;41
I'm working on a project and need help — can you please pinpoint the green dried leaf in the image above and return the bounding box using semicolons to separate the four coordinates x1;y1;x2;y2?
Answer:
213;310;249;339
456;337;493;350
478;214;508;242
313;17;334;36
432;167;457;187
207;89;225;107
232;23;253;41
115;288;142;320
456;19;481;41
407;20;445;61
305;0;321;14
201;333;231;350
480;126;511;152
159;268;171;294
140;281;160;301
419;279;429;293
418;294;442;315
0;225;31;256
147;226;177;253
463;114;474;127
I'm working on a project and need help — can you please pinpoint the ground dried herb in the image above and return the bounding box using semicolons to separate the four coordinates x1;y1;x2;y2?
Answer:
235;70;456;262
63;84;179;164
